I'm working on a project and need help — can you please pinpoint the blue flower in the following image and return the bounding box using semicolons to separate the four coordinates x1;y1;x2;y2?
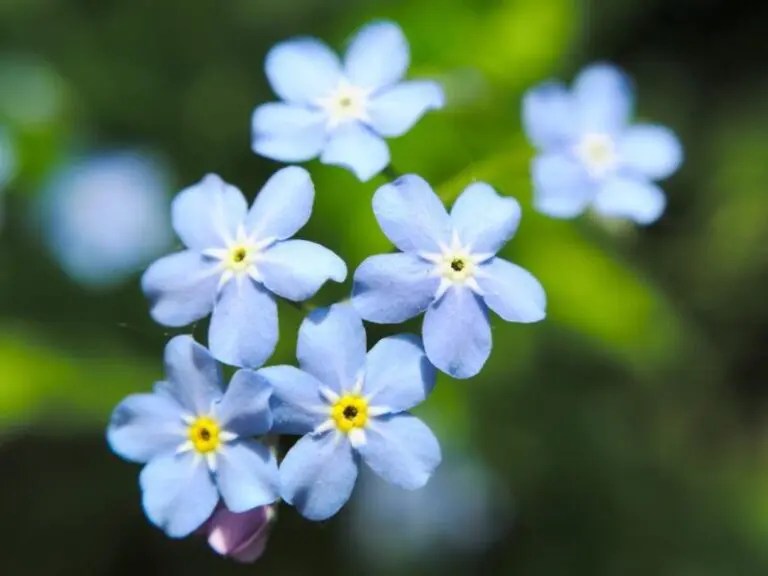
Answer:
107;335;280;538
142;167;347;368
258;303;441;521
351;175;546;379
38;151;173;287
252;20;444;182
523;63;683;224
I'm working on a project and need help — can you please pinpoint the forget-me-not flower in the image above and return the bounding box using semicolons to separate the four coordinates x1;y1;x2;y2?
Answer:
258;303;441;521
352;175;546;379
252;20;444;182
107;335;280;538
523;63;683;224
142;167;347;368
39;152;173;287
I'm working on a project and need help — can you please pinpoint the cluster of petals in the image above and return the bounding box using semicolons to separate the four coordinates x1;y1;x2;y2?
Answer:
523;64;683;224
142;166;346;368
252;20;444;182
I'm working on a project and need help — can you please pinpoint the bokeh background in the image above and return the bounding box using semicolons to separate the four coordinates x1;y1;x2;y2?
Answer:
1;0;768;574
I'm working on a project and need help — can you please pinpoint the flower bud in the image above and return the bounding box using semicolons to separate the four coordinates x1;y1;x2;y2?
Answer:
203;505;276;563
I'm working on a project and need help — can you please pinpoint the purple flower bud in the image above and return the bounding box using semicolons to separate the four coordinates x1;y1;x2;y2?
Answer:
203;505;276;563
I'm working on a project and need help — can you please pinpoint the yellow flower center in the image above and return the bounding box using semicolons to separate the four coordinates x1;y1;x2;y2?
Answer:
226;244;251;272
577;133;617;176
188;416;221;454
440;252;474;282
331;394;369;433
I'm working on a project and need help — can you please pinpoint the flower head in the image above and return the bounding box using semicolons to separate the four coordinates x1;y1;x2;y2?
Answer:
201;504;276;563
522;63;683;224
141;167;347;368
252;20;444;182
258;304;441;521
38;152;172;287
351;175;546;379
107;336;280;538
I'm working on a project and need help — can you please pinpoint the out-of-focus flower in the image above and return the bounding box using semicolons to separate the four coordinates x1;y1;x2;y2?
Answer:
352;175;546;379
39;152;173;287
107;336;280;538
142;167;346;368
0;127;15;189
202;505;277;563
252;20;444;182
523;63;683;224
259;303;441;521
348;450;510;563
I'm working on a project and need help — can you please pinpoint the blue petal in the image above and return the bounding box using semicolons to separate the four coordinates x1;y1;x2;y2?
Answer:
351;253;439;323
209;278;279;368
522;81;576;150
344;21;409;91
372;174;451;253
259;240;347;302
531;153;593;218
363;334;435;413
141;251;219;327
265;38;342;104
257;365;326;435
252;103;328;162
358;413;441;490
476;258;546;323
368;81;444;137
216;440;280;513
279;432;358;521
245;166;314;242
297;304;366;393
593;175;666;225
423;287;491;379
215;370;273;437
618;124;683;180
172;174;247;250
573;63;633;133
163;335;224;415
320;122;390;182
450;183;521;254
107;393;185;463
140;451;218;538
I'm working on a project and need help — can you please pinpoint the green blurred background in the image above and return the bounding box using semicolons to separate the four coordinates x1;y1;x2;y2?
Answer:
2;0;768;574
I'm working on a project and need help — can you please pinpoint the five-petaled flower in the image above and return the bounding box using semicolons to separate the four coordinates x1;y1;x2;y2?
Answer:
142;167;347;368
252;20;444;182
523;63;683;224
107;336;280;538
351;175;546;379
258;303;441;521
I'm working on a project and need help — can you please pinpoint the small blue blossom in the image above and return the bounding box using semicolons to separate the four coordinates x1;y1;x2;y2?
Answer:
252;20;444;182
351;175;546;379
258;303;441;521
142;167;347;368
523;63;683;224
107;335;280;538
39;152;173;287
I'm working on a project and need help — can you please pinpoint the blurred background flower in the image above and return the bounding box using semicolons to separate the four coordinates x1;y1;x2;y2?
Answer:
346;448;510;571
36;152;173;288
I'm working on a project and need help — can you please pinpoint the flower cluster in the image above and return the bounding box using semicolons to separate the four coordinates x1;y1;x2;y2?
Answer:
107;19;682;562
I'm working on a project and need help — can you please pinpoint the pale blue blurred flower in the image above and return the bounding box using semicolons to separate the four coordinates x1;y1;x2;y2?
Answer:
0;127;15;189
40;152;173;287
347;450;510;564
523;63;683;224
142;167;346;368
258;303;441;521
107;336;280;538
252;20;444;182
352;175;546;379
